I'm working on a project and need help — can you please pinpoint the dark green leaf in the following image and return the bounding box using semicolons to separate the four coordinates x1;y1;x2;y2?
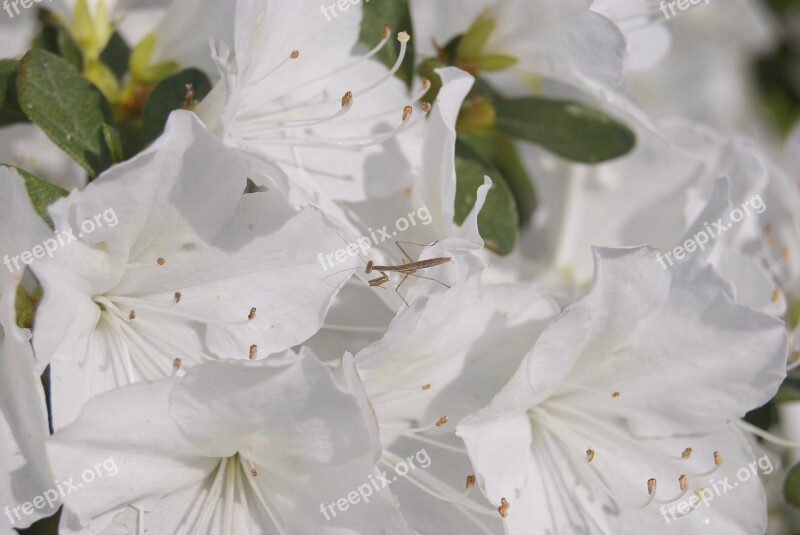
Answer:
57;29;84;71
460;131;537;228
495;97;636;163
99;31;131;81
17;49;115;176
0;60;27;126
454;140;517;255
2;165;69;229
359;0;415;86
785;462;800;509
141;68;212;146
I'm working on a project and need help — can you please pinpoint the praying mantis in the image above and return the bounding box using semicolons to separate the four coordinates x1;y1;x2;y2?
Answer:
328;237;453;306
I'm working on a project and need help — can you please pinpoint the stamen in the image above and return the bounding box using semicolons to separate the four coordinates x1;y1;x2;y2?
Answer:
248;49;302;86
497;497;509;518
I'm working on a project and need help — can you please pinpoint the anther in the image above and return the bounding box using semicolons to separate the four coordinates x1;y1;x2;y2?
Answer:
342;91;353;109
714;451;722;466
647;478;657;496
772;289;781;303
435;416;448;427
174;291;182;303
129;310;136;320
497;497;509;517
403;106;413;121
421;77;430;90
422;102;432;113
249;344;257;359
466;475;476;489
249;307;257;320
157;257;166;265
681;447;693;459
586;449;595;462
290;50;299;59
421;384;431;390
382;24;390;39
173;358;182;370
679;475;687;492
611;391;620;398
251;467;258;477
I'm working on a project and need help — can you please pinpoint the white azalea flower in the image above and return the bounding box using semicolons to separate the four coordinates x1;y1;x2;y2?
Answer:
197;0;428;212
457;246;787;534
0;167;59;531
624;0;778;134
408;0;626;90
760;122;800;297
346;260;560;533
30;111;356;430
47;353;412;534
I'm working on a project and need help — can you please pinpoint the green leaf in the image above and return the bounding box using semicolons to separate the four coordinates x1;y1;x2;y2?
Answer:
454;140;518;255
57;28;84;71
17;49;115;177
460;130;537;228
99;31;131;81
102;123;124;163
785;462;800;509
2;165;69;229
359;0;415;86
456;13;495;62
473;54;517;72
130;33;178;84
494;97;636;163
141;68;212;146
0;60;27;126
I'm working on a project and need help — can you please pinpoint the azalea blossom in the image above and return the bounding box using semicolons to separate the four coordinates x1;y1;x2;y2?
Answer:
197;0;428;213
30;111;357;429
457;246;787;534
345;245;560;533
0;168;59;531
47;353;412;534
408;0;626;91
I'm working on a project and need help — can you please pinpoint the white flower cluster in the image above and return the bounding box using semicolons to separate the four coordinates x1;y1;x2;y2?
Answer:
1;0;799;534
